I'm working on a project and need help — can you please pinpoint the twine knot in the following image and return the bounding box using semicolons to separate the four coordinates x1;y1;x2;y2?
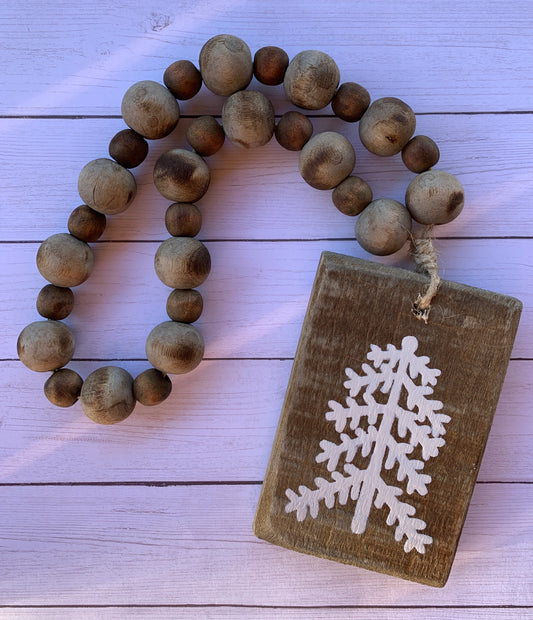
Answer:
411;225;440;323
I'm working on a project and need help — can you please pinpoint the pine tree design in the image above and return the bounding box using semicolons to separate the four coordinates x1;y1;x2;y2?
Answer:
285;335;450;554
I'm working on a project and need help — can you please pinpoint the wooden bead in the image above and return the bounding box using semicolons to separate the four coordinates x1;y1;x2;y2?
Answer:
275;111;313;151
405;170;465;225
332;176;373;216
133;368;172;406
186;116;225;157
153;149;210;203
146;321;204;375
402;135;440;173
299;131;355;190
44;368;83;407
222;90;275;149
17;320;75;372
121;80;180;140
68;205;106;242
359;97;416;157
355;198;412;256
36;284;74;320
331;82;370;122
80;366;135;425
283;50;340;110
254;46;289;85
166;289;203;323
199;34;253;96
108;129;148;169
165;202;202;237
163;60;202;100
78;158;136;215
37;233;94;287
154;237;211;289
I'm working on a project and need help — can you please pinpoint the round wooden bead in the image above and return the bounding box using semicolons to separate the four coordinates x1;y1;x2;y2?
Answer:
121;80;180;140
44;368;83;407
37;233;94;287
68;205;106;242
36;284;74;320
165;202;202;237
146;321;204;375
166;289;203;323
186;116;225;157
299;131;355;190
78;158;136;215
355;198;412;256
17;320;75;372
222;90;275;149
283;50;340;110
199;34;253;96
401;135;440;173
405;170;465;225
253;46;289;85
154;237;211;289
331;82;371;122
108;129;148;169
163;60;202;100
332;176;373;216
153;149;210;203
275;111;313;151
359;97;416;157
133;368;172;406
80;366;135;425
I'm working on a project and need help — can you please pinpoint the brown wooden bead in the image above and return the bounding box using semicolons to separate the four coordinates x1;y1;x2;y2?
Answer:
163;60;202;100
254;46;289;85
146;321;204;375
299;131;355;190
133;368;172;406
68;205;106;242
275;111;313;151
155;237;211;289
121;80;180;140
355;198;412;256
17;320;75;372
186;116;225;157
405;170;464;225
359;97;416;157
222;90;275;149
108;129;148;169
78;158;136;215
80;366;135;424
199;34;253;96
36;284;74;320
37;233;94;287
153;149;210;203
166;289;203;323
283;50;340;110
44;368;83;407
165;202;202;237
402;135;440;173
331;82;371;122
332;176;373;216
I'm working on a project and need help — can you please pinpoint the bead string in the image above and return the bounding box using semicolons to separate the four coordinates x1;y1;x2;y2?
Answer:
17;34;465;425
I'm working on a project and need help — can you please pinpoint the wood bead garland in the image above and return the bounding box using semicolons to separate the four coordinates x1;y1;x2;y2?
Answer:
19;35;466;425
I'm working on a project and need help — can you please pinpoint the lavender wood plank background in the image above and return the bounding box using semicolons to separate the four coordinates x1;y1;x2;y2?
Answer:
0;0;531;617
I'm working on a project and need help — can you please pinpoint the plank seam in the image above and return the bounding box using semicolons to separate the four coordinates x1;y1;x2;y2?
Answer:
0;481;530;487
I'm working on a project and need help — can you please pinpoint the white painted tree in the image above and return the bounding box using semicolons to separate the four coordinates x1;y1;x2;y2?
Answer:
285;335;450;554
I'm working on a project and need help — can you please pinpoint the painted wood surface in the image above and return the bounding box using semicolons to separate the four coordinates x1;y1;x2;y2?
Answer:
0;0;531;615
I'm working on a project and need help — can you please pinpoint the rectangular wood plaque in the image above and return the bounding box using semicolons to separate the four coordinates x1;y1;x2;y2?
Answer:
254;252;522;587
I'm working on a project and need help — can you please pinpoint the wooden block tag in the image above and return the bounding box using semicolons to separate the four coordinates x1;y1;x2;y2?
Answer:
254;252;522;587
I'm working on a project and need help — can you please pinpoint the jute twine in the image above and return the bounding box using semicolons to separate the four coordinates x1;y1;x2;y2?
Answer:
411;225;440;323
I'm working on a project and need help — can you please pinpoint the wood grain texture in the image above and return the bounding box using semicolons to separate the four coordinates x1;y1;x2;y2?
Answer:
0;484;530;606
255;253;521;586
1;0;531;115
